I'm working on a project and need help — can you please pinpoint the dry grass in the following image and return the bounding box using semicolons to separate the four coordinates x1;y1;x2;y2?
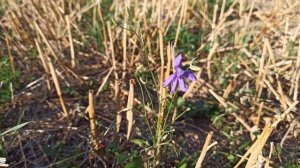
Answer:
1;0;300;167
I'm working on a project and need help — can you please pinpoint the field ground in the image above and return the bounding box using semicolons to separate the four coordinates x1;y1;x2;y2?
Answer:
0;0;300;167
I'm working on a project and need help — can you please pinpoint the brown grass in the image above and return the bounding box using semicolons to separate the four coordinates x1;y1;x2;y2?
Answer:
1;0;300;167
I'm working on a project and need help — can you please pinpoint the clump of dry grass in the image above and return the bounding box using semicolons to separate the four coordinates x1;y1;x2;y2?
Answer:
1;0;300;167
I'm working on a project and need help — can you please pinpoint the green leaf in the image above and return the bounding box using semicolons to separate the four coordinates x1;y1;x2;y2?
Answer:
130;139;149;148
116;152;130;164
177;97;185;107
238;141;250;151
125;156;143;168
177;157;188;168
105;142;120;153
227;153;235;162
0;122;31;136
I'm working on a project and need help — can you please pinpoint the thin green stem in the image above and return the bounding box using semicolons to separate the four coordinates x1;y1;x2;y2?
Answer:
135;74;154;141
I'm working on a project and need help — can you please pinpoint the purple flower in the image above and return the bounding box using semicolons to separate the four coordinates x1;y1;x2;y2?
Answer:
163;54;196;93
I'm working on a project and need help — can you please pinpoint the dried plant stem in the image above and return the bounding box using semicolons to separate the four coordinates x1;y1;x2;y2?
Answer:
10;83;13;102
65;15;76;68
235;101;298;168
182;0;188;24
195;131;214;168
264;142;274;168
156;0;165;165
35;39;52;90
109;83;153;114
239;0;244;17
280;119;297;148
234;125;268;168
255;102;264;127
173;0;186;48
88;90;97;149
97;3;108;55
158;27;165;111
245;124;273;168
183;69;202;99
212;0;219;31
107;22;118;80
34;22;59;61
158;15;165;108
292;40;300;101
231;113;252;132
122;4;129;79
157;0;165;105
115;80;122;133
207;42;218;80
48;60;69;119
96;68;113;95
107;21;123;133
219;0;227;20
255;41;267;100
126;79;135;140
208;89;227;108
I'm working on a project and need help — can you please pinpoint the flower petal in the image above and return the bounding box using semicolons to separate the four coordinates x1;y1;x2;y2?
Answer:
174;54;183;68
178;78;188;92
175;66;184;76
163;73;176;87
171;78;178;93
184;71;197;81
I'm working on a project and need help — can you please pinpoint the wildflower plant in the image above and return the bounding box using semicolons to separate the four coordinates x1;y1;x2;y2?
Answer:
163;54;196;93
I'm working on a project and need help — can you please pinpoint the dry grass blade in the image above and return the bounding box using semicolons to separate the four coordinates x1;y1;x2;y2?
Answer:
182;68;202;99
208;89;227;108
195;131;214;168
96;68;113;96
264;142;273;168
107;22;118;80
234;125;267;168
65;15;76;68
88;90;97;149
271;101;298;128
255;102;264;128
231;113;252;133
280;119;297;147
207;42;218;80
256;41;267;100
34;22;59;61
173;0;186;48
235;101;298;168
245;124;273;168
35;39;51;90
48;59;69;119
126;79;135;140
115;79;122;133
291;39;300;101
122;3;128;79
109;83;154;114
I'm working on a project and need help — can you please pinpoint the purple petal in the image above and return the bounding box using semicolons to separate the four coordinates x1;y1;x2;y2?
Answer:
174;54;183;68
178;78;188;92
163;73;176;87
171;78;178;93
175;66;184;76
184;71;197;81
